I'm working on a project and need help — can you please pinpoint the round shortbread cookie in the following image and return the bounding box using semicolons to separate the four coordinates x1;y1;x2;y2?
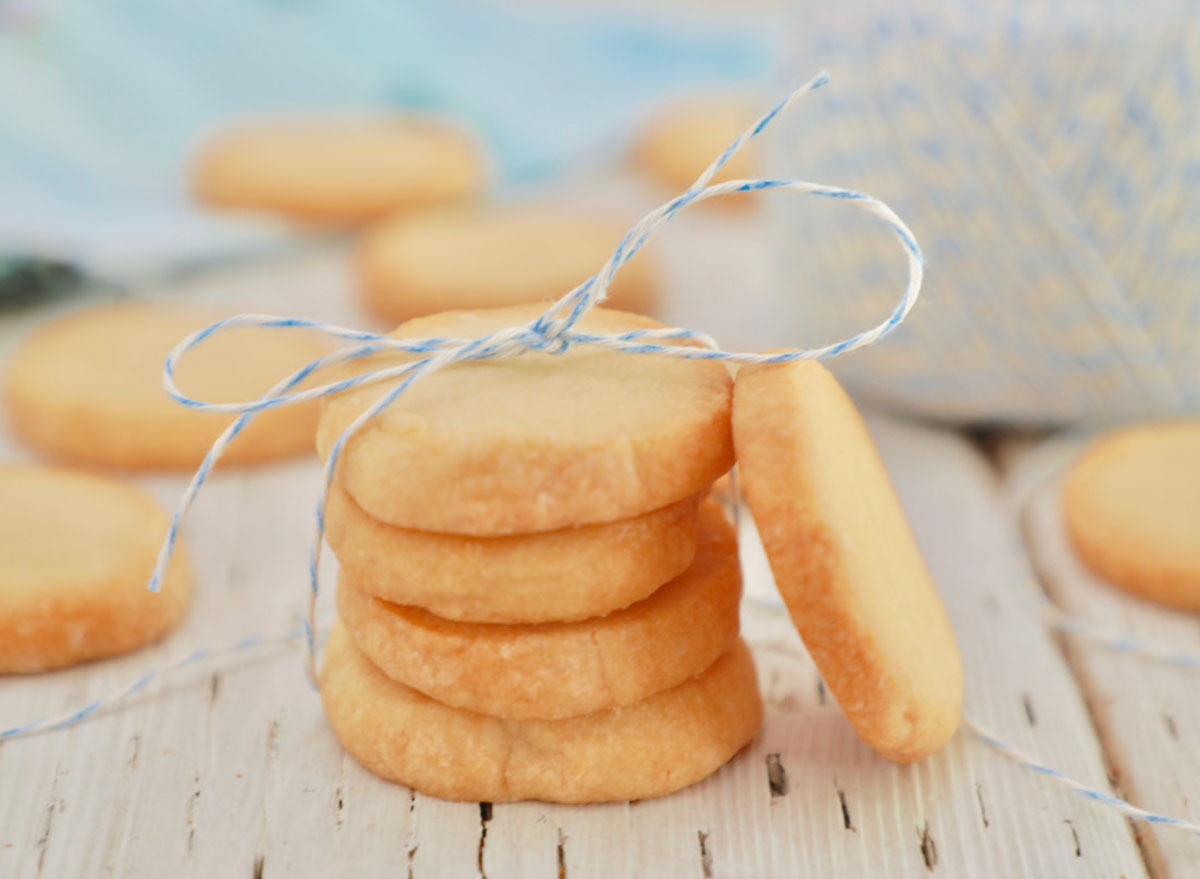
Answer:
633;97;760;193
0;466;190;673
193;117;484;223
318;305;734;535
336;499;740;719
5;303;330;469
357;205;658;323
320;624;762;802
1063;421;1200;610
733;360;962;763
326;484;701;623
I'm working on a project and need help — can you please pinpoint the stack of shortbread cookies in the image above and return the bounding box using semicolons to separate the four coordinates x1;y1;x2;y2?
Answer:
317;305;762;803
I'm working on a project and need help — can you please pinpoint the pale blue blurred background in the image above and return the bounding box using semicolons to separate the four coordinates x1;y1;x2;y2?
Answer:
3;0;1198;424
0;0;778;275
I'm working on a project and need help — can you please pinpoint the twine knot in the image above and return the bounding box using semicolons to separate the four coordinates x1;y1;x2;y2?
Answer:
519;317;574;355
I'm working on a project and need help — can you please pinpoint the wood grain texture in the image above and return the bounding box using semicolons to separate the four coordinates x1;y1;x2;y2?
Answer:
0;245;1162;877
1010;435;1200;879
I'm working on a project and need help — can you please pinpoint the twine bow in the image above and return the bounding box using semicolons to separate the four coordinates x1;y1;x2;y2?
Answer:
149;70;924;682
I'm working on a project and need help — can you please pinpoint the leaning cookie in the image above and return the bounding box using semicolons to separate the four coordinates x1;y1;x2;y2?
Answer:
357;205;659;323
0;466;190;673
320;624;761;802
193;116;484;224
733;359;962;763
1063;421;1200;611
318;305;734;535
336;500;740;719
5;302;329;469
326;485;700;623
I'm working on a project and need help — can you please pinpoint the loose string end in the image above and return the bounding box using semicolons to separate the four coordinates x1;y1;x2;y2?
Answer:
967;718;1200;837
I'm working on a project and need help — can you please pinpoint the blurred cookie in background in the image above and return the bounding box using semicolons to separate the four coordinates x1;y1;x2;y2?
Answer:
357;205;659;323
4;302;330;470
192;116;486;224
0;465;190;673
632;96;760;197
1063;421;1200;611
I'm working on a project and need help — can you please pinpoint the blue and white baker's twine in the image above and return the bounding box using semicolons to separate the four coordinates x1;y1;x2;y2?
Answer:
964;719;1200;835
5;73;1200;838
0;627;313;739
1043;607;1200;669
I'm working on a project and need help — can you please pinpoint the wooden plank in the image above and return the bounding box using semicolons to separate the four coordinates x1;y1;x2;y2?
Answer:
1010;434;1200;878
555;802;632;877
481;802;562;878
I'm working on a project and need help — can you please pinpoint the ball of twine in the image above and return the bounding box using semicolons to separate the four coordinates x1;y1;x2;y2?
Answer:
774;4;1200;424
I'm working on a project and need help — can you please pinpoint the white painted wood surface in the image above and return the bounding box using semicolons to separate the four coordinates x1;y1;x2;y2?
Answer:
0;246;1187;877
1006;435;1200;879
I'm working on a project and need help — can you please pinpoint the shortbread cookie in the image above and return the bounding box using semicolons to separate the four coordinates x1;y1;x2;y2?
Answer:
320;624;761;802
326;485;700;623
358;205;658;323
193;117;483;223
5;303;330;469
336;500;740;718
0;466;190;673
633;97;760;192
318;305;734;535
1063;421;1200;610
733;360;962;763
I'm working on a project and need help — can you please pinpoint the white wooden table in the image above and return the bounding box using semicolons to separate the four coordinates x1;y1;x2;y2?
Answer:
0;241;1196;877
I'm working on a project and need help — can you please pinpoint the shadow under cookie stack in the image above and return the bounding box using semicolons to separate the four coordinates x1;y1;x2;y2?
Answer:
317;304;763;803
